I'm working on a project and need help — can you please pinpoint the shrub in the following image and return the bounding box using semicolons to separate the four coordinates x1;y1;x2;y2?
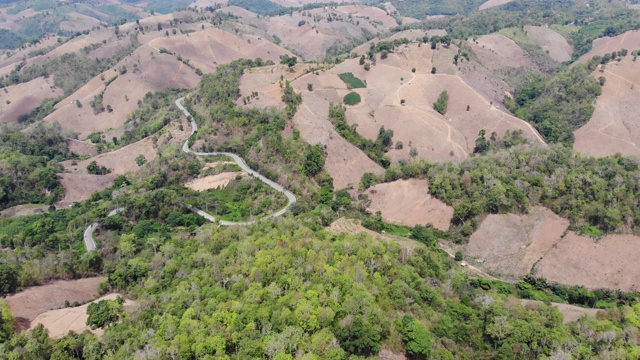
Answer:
433;91;449;115
364;63;371;71
344;92;361;105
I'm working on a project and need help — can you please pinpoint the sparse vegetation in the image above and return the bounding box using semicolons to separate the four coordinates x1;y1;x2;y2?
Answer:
504;65;601;145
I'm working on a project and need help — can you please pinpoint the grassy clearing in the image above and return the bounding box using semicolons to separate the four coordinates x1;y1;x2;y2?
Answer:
338;72;366;89
343;91;362;105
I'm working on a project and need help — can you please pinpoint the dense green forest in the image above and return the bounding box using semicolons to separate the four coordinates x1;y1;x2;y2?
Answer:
361;144;640;238
504;65;602;145
5;212;640;358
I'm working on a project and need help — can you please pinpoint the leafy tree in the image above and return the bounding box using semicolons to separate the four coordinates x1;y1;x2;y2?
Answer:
401;316;432;358
0;263;19;295
86;161;111;175
303;144;325;177
135;154;147;166
86;297;124;329
433;91;449;115
0;300;14;342
280;54;297;70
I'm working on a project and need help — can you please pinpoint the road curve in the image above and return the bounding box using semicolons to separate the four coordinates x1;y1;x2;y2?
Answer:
175;96;297;225
83;208;124;252
82;98;297;251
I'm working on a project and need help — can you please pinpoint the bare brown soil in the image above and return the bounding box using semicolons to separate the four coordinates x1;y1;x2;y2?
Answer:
256;43;544;187
57;173;116;208
45;47;199;139
222;5;396;60
0;204;49;218
379;348;407;360
58;120;189;205
366;179;453;231
524;26;573;62
479;0;514;10
466;207;569;280
575;30;640;64
44;27;287;139
59;12;101;32
574;57;640;157
471;34;536;70
149;27;289;74
520;300;601;324
0;77;62;123
29;293;136;338
185;172;244;191
5;277;106;331
67;138;97;157
534;232;640;291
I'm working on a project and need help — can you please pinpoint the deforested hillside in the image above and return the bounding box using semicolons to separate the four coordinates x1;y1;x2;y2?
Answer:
3;1;640;359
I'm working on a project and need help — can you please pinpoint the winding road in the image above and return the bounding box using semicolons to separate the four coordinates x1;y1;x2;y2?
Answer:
83;97;297;251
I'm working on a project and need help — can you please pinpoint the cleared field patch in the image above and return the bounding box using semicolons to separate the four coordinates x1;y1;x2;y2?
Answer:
479;0;514;10
534;232;640;291
365;179;453;231
573;57;640;157
338;72;366;89
57;173;116;208
58;119;189;205
185;172;245;191
524;25;573;62
5;277;106;331
29;293;136;338
575;30;640;64
45;48;198;139
466;207;569;280
282;45;542;185
0;77;62;123
0;204;48;218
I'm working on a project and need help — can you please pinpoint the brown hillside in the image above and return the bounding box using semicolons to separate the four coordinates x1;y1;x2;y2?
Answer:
574;56;640;157
220;5;396;60
365;179;453;231
0;77;62;123
575;30;640;64
534;232;640;291
466;207;569;280
524;26;573;63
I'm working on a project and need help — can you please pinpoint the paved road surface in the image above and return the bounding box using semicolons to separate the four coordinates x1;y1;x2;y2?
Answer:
175;97;297;224
83;98;297;251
